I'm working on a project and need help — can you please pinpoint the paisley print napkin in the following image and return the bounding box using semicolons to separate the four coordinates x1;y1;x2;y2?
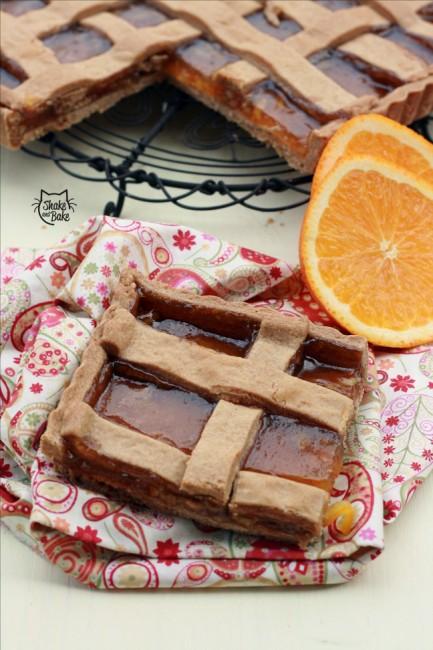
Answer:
1;216;432;589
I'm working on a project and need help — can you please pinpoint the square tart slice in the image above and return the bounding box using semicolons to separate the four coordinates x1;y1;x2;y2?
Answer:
42;270;368;546
1;0;433;171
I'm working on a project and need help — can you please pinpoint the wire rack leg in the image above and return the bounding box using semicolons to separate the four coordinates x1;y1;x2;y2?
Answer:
102;90;186;217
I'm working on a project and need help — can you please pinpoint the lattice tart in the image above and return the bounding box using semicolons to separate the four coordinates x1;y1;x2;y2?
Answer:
42;271;368;546
1;1;433;170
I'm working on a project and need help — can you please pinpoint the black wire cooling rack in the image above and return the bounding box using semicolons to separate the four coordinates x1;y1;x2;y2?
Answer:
22;83;433;218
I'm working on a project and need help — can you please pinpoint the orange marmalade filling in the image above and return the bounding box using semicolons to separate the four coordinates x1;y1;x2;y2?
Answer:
308;49;397;98
91;361;215;454
0;54;27;88
136;290;258;357
165;41;321;157
291;337;364;400
379;25;433;65
243;414;343;492
324;500;356;534
139;313;254;357
0;0;46;17
42;25;112;64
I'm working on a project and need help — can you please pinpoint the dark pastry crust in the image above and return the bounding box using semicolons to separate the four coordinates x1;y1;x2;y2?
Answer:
41;270;368;546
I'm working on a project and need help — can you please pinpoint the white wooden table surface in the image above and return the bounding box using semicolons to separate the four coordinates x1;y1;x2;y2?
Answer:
1;147;433;650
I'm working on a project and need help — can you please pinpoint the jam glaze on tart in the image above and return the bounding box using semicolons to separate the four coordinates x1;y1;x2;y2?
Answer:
90;361;216;453
1;1;432;171
42;270;368;546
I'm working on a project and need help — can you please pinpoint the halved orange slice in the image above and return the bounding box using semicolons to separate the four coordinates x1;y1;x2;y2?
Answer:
313;114;433;190
300;156;433;348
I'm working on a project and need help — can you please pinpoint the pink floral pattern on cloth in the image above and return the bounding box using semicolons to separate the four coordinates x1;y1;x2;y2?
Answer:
1;216;432;589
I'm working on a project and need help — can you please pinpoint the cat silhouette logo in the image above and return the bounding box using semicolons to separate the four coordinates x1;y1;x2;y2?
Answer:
32;189;77;226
